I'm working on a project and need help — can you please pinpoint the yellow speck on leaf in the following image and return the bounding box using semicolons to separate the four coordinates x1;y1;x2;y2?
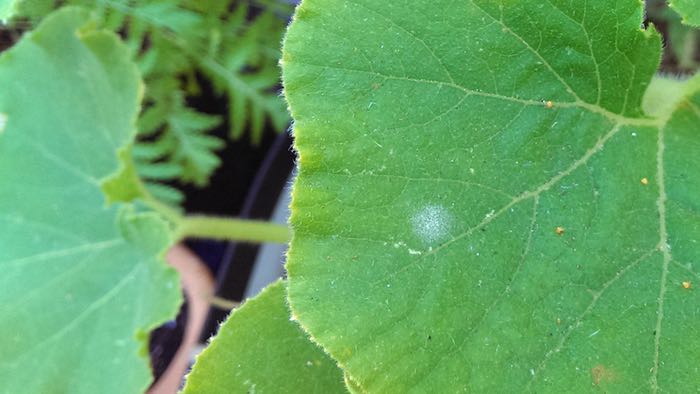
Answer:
555;226;565;235
682;281;691;289
545;100;554;108
641;177;649;185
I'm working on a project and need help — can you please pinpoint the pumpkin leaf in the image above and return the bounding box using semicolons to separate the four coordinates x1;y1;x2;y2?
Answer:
283;0;700;391
0;8;181;393
183;280;346;394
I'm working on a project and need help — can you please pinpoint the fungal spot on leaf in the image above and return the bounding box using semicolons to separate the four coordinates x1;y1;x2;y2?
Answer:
555;226;565;235
682;281;691;289
591;364;615;385
545;100;554;108
0;113;7;134
641;177;649;185
411;205;452;244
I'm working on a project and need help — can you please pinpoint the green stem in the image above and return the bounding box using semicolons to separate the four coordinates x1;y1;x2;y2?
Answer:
175;215;291;244
141;191;182;224
125;147;288;245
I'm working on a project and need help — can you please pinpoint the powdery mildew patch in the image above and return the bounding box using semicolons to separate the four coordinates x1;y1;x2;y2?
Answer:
411;205;452;244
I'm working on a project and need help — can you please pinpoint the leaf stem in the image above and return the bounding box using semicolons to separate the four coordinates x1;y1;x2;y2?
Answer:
132;164;289;245
140;191;183;224
175;215;291;244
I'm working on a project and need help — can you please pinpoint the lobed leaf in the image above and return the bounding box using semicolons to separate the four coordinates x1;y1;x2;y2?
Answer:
283;0;700;391
183;280;346;394
0;8;181;393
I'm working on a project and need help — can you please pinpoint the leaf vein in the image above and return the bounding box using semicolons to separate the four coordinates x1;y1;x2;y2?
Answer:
527;249;657;387
344;0;456;84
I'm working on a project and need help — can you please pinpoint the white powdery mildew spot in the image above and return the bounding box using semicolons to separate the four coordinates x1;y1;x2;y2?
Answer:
411;205;452;244
0;113;7;134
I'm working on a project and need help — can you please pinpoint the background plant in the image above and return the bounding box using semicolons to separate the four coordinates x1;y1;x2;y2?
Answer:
4;0;292;205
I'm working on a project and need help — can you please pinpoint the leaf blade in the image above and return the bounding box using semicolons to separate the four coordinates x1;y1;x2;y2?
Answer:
282;0;700;391
183;280;346;394
0;8;181;392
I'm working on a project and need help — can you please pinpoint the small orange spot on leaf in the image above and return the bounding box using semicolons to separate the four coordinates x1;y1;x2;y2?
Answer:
641;177;649;185
682;281;691;289
591;364;615;385
555;226;565;235
545;100;554;108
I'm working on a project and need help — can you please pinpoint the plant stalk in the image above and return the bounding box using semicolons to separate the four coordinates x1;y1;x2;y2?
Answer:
175;215;291;244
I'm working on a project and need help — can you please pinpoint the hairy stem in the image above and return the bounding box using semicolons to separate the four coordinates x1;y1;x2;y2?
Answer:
175;215;291;244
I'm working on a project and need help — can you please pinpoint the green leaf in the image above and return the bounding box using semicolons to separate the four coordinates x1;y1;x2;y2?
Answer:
669;0;700;26
283;0;700;391
0;7;181;393
101;146;147;204
0;0;20;22
12;0;292;197
183;280;346;394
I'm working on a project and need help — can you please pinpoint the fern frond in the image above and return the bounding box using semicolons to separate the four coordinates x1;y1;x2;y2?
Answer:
167;108;223;186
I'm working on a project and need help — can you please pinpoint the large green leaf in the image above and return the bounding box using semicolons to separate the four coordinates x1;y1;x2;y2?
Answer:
283;0;700;391
183;280;346;394
0;8;181;393
669;0;700;26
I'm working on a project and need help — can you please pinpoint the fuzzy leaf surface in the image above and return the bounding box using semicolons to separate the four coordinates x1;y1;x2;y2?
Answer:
183;280;346;394
283;0;700;391
0;8;181;393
